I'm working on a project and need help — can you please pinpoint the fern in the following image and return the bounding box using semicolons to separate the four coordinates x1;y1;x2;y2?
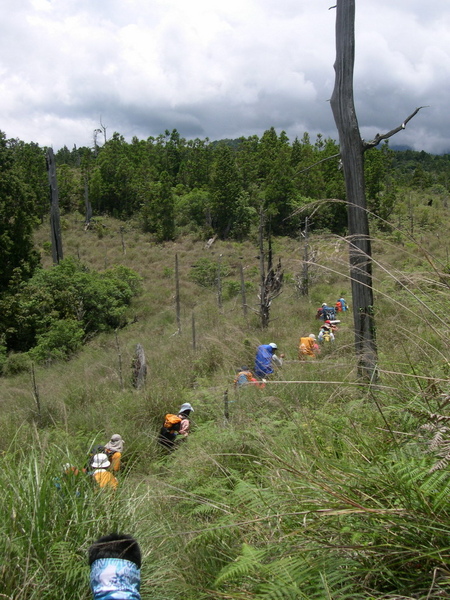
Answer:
214;543;266;586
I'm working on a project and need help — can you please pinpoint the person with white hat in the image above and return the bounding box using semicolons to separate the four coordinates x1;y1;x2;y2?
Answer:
177;403;194;438
298;333;319;359
91;453;118;490
254;342;284;379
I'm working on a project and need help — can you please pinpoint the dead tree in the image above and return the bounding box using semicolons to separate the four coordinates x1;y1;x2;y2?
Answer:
46;148;63;264
330;0;423;380
132;343;147;389
258;211;284;328
299;216;310;296
175;254;181;334
84;174;93;228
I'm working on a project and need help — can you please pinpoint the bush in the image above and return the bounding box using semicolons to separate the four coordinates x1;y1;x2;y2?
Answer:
0;257;142;358
189;257;232;288
29;319;85;363
223;280;254;300
2;352;31;376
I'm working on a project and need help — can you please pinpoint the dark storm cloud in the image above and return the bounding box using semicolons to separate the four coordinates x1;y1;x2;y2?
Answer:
1;0;449;153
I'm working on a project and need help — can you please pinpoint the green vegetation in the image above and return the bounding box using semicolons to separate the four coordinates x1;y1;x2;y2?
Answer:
1;127;450;598
0;257;142;369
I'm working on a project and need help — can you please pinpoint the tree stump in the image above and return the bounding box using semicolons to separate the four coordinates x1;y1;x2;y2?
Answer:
132;344;147;389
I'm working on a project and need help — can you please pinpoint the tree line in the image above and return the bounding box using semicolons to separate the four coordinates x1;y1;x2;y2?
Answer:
1;128;449;346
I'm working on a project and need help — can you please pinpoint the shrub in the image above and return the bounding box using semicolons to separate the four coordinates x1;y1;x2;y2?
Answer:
2;352;31;375
223;280;255;300
189;257;232;288
29;319;85;363
0;257;142;358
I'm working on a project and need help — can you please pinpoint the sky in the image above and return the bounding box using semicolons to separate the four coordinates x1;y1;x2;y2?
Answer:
1;0;449;153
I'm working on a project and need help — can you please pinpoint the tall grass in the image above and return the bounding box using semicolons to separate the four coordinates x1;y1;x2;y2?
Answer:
1;208;450;598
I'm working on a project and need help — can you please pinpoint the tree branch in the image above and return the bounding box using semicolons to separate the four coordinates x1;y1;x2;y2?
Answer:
294;152;340;175
363;106;427;150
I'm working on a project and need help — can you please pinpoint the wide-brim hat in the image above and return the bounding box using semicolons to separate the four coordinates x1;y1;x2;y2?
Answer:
91;453;110;469
179;402;194;413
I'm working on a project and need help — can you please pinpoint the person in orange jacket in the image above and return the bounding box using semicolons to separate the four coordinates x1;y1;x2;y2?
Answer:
298;333;319;359
91;453;118;490
104;434;124;472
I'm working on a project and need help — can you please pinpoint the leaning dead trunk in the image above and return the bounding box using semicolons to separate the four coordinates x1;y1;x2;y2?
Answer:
330;0;377;380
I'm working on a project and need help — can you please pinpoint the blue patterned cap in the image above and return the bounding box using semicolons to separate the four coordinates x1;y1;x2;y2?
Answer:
90;558;141;599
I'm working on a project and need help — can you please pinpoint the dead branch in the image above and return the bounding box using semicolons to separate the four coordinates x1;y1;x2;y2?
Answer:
363;106;427;150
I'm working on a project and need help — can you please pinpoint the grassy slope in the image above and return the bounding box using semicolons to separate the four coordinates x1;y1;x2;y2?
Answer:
1;201;450;599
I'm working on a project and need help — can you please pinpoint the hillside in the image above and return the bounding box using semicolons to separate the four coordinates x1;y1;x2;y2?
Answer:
1;209;450;600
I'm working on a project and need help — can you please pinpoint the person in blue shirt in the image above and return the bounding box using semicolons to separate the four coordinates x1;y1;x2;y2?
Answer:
339;297;348;311
254;343;283;379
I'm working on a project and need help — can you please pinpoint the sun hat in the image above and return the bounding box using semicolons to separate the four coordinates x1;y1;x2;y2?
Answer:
322;302;327;307
309;333;316;339
179;402;194;413
269;342;278;349
105;433;124;453
91;453;110;469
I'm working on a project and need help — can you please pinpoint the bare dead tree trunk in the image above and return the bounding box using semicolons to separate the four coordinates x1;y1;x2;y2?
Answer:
175;253;181;334
258;212;284;328
30;362;41;420
299;216;310;296
115;330;124;391
192;312;196;351
120;226;126;255
217;254;223;310
46;148;63;265
258;209;267;326
84;174;92;227
132;343;147;389
223;388;229;422
330;0;377;380
240;262;248;320
330;0;423;381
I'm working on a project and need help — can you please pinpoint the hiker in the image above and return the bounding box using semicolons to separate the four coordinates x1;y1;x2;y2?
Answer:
339;297;348;312
318;323;335;344
316;303;326;320
254;343;284;379
335;300;342;313
104;434;124;472
55;463;83;495
158;402;194;450
321;303;336;321
298;334;319;359
91;453;119;490
324;319;339;332
89;532;141;600
234;367;264;388
87;444;106;471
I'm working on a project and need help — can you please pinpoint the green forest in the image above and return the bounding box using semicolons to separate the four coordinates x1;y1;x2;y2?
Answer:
1;125;450;599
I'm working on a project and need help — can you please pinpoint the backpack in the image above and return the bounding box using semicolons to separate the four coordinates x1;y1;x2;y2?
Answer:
323;307;336;320
323;331;332;343
163;414;182;432
235;370;253;386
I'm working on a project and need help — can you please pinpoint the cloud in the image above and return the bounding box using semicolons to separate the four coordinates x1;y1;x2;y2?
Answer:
1;0;449;153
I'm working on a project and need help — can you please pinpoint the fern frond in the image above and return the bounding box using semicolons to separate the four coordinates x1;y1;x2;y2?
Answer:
214;543;266;586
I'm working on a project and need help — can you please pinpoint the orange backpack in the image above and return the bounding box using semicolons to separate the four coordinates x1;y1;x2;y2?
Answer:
163;414;182;432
